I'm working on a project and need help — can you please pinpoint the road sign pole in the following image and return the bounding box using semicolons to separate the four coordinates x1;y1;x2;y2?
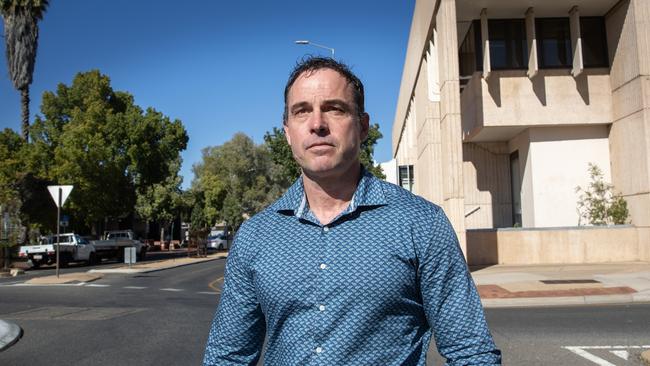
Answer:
56;188;61;278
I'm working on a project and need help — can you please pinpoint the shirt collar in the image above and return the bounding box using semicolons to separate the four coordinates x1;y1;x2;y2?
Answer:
271;166;388;218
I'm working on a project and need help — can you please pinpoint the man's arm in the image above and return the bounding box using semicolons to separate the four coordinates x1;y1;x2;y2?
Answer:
203;226;266;366
418;208;501;365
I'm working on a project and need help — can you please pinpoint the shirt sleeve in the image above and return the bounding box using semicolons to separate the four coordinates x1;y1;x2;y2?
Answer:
417;207;502;365
203;224;266;366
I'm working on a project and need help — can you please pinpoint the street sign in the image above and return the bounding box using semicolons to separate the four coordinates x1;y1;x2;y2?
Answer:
60;215;69;227
47;185;73;278
47;185;73;208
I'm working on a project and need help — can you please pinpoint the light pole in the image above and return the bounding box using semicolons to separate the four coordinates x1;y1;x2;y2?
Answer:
294;40;335;58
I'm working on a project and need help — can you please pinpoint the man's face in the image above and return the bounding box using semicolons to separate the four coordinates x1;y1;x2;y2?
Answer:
284;68;369;179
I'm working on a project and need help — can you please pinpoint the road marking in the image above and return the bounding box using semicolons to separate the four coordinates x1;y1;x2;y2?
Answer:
160;288;183;292
197;291;217;295
123;286;147;290
610;350;628;360
564;346;650;365
208;276;224;293
86;284;110;288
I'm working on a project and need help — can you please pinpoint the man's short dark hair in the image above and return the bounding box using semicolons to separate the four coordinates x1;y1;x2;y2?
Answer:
283;56;365;125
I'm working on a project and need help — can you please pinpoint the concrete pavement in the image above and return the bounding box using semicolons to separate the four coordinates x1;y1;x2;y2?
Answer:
0;319;22;352
472;261;650;308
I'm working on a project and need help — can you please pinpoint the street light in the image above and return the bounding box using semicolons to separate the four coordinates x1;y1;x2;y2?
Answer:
294;40;335;58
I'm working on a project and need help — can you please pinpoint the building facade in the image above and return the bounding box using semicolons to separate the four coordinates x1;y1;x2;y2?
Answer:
392;0;650;263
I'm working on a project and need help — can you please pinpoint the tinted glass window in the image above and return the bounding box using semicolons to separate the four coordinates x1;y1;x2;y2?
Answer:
488;19;527;70
581;17;609;68
536;18;572;68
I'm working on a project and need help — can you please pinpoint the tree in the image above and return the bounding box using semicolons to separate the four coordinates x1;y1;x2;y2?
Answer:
30;70;188;233
576;163;629;225
192;133;282;232
263;122;385;185
135;158;183;245
1;0;49;141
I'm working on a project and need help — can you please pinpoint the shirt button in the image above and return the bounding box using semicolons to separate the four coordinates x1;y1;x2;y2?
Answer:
323;226;329;232
319;263;327;270
315;347;323;354
319;304;326;311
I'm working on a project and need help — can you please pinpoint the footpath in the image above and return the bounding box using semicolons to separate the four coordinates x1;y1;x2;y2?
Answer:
1;257;649;363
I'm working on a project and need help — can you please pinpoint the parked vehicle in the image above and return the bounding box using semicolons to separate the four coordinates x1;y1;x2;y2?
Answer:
18;233;96;268
207;233;229;250
92;230;147;261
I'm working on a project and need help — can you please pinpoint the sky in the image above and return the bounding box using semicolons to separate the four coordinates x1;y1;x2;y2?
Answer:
0;0;414;189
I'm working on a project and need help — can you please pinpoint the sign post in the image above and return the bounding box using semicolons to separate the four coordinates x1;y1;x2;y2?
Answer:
47;185;73;278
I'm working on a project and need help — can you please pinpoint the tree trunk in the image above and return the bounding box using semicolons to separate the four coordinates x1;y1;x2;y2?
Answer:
160;227;165;250
21;87;30;142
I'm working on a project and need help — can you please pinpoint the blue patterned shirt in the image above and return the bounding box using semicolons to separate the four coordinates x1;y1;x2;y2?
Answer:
204;169;501;365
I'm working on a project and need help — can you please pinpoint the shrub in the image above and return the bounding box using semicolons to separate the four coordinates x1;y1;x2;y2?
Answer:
576;163;629;225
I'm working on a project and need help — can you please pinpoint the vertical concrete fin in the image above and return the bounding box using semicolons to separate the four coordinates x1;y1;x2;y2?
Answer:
481;8;491;79
570;6;584;77
525;7;538;78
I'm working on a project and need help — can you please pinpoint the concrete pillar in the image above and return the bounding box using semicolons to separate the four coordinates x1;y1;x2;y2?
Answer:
480;8;491;78
569;6;584;77
436;0;466;252
525;7;538;78
606;0;650;251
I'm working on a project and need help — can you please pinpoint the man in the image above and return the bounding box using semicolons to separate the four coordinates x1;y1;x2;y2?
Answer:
203;57;501;365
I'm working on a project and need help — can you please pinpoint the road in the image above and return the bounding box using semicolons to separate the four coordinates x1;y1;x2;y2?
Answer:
0;258;226;366
1;259;649;366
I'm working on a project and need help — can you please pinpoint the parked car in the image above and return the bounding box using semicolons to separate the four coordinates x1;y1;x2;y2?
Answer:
207;233;229;250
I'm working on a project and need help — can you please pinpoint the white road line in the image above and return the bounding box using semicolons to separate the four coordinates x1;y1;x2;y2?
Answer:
85;284;110;288
123;286;147;290
610;350;628;360
564;345;650;366
160;288;183;292
564;347;616;366
197;291;217;295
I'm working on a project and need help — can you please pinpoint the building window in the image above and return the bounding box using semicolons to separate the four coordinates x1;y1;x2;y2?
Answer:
510;152;522;227
536;18;572;68
459;20;482;79
489;19;528;70
399;165;414;192
581;17;609;68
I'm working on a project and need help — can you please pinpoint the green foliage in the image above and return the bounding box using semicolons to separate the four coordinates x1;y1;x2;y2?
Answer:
360;123;385;179
17;70;187;233
576;163;629;226
263;127;301;185
191;133;284;232
262;123;385;183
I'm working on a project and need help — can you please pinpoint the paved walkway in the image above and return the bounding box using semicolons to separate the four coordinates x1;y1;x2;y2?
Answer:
472;261;650;308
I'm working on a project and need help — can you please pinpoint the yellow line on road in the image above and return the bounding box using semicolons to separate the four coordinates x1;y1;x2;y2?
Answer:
208;276;224;293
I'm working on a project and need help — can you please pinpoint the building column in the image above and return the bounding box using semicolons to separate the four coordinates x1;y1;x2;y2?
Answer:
436;0;467;252
607;0;650;260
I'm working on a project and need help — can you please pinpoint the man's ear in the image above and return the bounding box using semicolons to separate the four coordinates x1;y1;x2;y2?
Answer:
283;124;292;146
359;113;370;142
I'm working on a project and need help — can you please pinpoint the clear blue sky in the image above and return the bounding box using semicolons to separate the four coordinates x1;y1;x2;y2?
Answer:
1;0;414;189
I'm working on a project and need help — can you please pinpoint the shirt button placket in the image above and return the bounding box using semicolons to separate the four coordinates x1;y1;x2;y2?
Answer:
315;224;329;361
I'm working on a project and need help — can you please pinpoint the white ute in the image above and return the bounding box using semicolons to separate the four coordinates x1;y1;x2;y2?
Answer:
19;233;96;268
92;230;147;261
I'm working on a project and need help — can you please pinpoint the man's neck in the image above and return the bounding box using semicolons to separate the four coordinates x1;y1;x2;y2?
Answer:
302;163;361;225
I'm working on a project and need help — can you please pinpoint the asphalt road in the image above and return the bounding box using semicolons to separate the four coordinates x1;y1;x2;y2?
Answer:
1;259;649;366
0;258;226;366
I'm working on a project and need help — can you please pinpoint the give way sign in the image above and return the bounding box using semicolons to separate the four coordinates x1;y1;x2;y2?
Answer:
47;185;74;207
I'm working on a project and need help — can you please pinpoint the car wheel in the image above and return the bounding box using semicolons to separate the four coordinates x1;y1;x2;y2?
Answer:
31;260;40;269
88;252;97;266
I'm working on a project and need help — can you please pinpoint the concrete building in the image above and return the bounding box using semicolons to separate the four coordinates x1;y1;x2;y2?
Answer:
392;0;650;264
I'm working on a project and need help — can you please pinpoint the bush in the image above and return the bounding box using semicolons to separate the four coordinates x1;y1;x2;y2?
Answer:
576;163;629;225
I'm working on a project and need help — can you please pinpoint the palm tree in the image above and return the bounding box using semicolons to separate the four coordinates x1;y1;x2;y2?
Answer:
1;0;49;142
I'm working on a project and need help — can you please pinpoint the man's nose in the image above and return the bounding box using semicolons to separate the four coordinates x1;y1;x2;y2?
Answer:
310;110;329;134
